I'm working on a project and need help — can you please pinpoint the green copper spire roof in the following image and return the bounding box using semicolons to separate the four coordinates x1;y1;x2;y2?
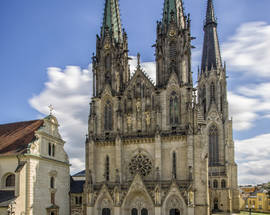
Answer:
101;0;122;42
162;0;185;28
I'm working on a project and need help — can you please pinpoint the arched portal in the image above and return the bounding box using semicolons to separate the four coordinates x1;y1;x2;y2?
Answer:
170;209;180;215
214;198;219;211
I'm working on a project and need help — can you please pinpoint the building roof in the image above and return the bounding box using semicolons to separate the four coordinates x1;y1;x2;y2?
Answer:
0;191;15;207
0;120;44;156
70;177;85;194
72;170;86;177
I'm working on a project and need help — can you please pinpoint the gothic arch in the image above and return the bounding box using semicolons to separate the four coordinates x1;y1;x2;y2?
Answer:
166;87;181;126
163;194;187;215
95;186;114;215
122;189;154;215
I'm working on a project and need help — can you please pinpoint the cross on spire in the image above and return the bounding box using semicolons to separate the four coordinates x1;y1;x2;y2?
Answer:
48;104;54;115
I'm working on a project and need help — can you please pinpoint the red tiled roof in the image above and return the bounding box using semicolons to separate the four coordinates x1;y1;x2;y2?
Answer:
0;120;44;156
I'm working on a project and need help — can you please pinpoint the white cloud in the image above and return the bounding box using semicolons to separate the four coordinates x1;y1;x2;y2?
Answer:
29;66;92;173
236;133;270;185
222;22;270;77
228;92;259;131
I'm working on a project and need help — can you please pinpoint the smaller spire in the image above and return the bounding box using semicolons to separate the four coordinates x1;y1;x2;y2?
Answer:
201;0;222;72
137;53;141;69
205;0;217;25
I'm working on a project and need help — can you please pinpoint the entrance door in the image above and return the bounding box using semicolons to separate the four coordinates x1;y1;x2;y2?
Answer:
169;209;180;215
214;198;219;211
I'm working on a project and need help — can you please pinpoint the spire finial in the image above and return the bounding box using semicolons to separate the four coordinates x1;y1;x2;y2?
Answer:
137;53;141;69
205;0;217;25
48;104;54;115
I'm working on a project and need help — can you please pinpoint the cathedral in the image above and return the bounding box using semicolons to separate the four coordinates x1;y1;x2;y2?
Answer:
84;0;240;214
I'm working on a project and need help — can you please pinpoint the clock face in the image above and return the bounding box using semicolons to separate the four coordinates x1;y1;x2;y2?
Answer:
169;29;176;37
104;42;110;50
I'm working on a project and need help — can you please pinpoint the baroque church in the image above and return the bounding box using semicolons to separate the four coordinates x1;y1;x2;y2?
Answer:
84;0;240;214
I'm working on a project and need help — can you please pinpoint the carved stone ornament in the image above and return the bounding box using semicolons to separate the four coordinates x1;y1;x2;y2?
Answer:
136;99;141;112
169;29;176;37
145;112;151;126
127;114;132;128
104;41;110;50
128;153;152;176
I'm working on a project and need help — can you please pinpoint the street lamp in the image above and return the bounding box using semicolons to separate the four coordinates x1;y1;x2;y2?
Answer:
245;204;255;215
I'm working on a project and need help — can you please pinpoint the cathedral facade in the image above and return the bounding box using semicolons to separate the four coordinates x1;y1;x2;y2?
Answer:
84;0;239;214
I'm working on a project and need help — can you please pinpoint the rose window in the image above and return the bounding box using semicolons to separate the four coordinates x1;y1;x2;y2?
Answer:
129;153;152;176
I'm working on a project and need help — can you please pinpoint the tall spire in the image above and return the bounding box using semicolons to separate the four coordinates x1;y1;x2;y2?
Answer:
201;0;222;72
162;0;185;28
101;0;122;42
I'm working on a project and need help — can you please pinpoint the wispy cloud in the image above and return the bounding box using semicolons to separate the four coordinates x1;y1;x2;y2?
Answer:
236;133;270;185
222;22;270;77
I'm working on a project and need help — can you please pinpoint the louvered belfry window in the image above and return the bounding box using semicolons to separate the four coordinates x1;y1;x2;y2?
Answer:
210;82;216;103
105;155;110;181
169;41;177;72
104;101;113;130
209;126;219;166
169;92;180;125
172;152;177;179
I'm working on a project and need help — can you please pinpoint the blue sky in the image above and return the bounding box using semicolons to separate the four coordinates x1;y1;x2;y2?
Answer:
1;0;270;184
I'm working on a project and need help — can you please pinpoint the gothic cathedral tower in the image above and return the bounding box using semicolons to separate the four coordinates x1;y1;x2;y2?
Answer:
83;0;239;214
197;0;240;212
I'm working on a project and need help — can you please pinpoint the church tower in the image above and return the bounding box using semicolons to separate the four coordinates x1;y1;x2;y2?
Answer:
82;0;239;215
92;0;129;97
156;0;193;87
198;0;240;213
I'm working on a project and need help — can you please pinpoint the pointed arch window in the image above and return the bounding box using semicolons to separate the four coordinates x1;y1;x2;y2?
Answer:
221;179;226;188
104;101;113;130
131;208;138;215
105;155;110;181
209;126;219;166
169;92;180;125
172;151;177;179
220;85;223;112
169;41;177;61
141;208;148;215
213;180;218;189
50;177;55;189
202;86;207;119
105;55;111;71
102;208;111;215
210;82;216;103
169;41;177;72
